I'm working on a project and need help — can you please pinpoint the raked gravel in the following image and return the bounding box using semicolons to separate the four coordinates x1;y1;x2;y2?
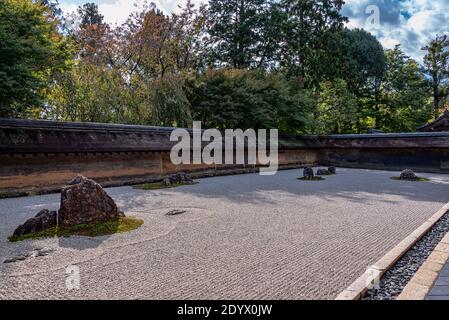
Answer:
1;168;449;300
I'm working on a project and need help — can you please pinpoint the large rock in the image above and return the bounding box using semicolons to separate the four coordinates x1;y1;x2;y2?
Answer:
303;167;315;180
399;169;418;181
59;175;124;227
12;209;57;237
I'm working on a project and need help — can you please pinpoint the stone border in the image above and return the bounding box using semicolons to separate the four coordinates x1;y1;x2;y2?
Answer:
335;203;449;300
397;232;449;300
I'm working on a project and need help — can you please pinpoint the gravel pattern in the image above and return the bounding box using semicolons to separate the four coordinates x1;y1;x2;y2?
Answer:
364;213;449;300
1;168;449;300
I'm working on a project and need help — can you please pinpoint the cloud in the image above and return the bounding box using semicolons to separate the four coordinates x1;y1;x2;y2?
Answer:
342;0;449;62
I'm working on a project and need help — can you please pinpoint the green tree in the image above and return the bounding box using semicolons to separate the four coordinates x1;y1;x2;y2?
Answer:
46;60;192;127
422;35;449;119
339;28;386;97
206;0;280;69
77;3;104;29
0;0;68;117
335;28;386;132
314;79;358;134
150;75;192;127
280;0;347;87
375;46;432;132
186;69;309;133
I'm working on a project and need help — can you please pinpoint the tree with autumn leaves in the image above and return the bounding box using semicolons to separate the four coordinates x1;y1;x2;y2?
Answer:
1;0;447;134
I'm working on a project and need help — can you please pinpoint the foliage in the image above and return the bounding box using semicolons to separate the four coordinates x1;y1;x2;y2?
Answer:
150;75;192;127
46;61;191;127
77;2;104;28
1;0;444;135
376;46;432;132
0;0;69;117
186;69;310;133
390;177;430;182
280;0;348;87
206;0;280;69
422;35;449;119
338;28;386;97
297;177;325;181
313;79;358;134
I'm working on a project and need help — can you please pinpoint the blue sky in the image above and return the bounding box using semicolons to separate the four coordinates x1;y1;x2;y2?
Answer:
59;0;449;62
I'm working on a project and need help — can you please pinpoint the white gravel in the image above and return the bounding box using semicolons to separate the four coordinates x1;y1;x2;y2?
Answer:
1;168;449;300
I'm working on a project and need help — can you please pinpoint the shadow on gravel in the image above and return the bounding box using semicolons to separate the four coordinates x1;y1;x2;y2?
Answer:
162;168;449;206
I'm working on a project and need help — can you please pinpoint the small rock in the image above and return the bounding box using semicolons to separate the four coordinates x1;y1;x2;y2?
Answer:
12;209;57;237
166;210;187;216
317;169;331;176
162;178;171;186
3;248;55;264
3;252;30;264
35;248;55;257
328;167;337;174
303;167;315;180
164;173;195;185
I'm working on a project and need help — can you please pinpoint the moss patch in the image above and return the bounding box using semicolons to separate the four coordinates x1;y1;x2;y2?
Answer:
8;216;144;243
390;177;431;182
297;177;326;181
133;181;198;190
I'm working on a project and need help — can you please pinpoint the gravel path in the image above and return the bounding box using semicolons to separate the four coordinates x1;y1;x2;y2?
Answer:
1;168;449;300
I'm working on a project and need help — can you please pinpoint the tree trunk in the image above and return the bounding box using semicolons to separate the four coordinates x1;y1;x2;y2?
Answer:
434;84;440;120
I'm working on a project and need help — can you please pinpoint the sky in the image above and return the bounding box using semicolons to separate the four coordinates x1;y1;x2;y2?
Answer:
59;0;449;62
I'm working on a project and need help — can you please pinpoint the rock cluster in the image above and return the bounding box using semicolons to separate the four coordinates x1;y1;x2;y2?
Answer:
317;169;331;176
399;169;418;181
302;167;315;180
163;172;195;186
12;176;124;238
304;167;337;179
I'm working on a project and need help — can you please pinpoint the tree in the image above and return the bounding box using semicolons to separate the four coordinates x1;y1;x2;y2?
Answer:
39;0;63;20
333;28;386;132
77;3;104;29
314;79;358;134
280;0;347;87
376;46;431;132
169;1;208;73
186;69;310;133
150;75;192;127
73;3;116;66
206;0;280;69
338;28;386;97
0;0;68;117
422;35;449;119
117;1;206;80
